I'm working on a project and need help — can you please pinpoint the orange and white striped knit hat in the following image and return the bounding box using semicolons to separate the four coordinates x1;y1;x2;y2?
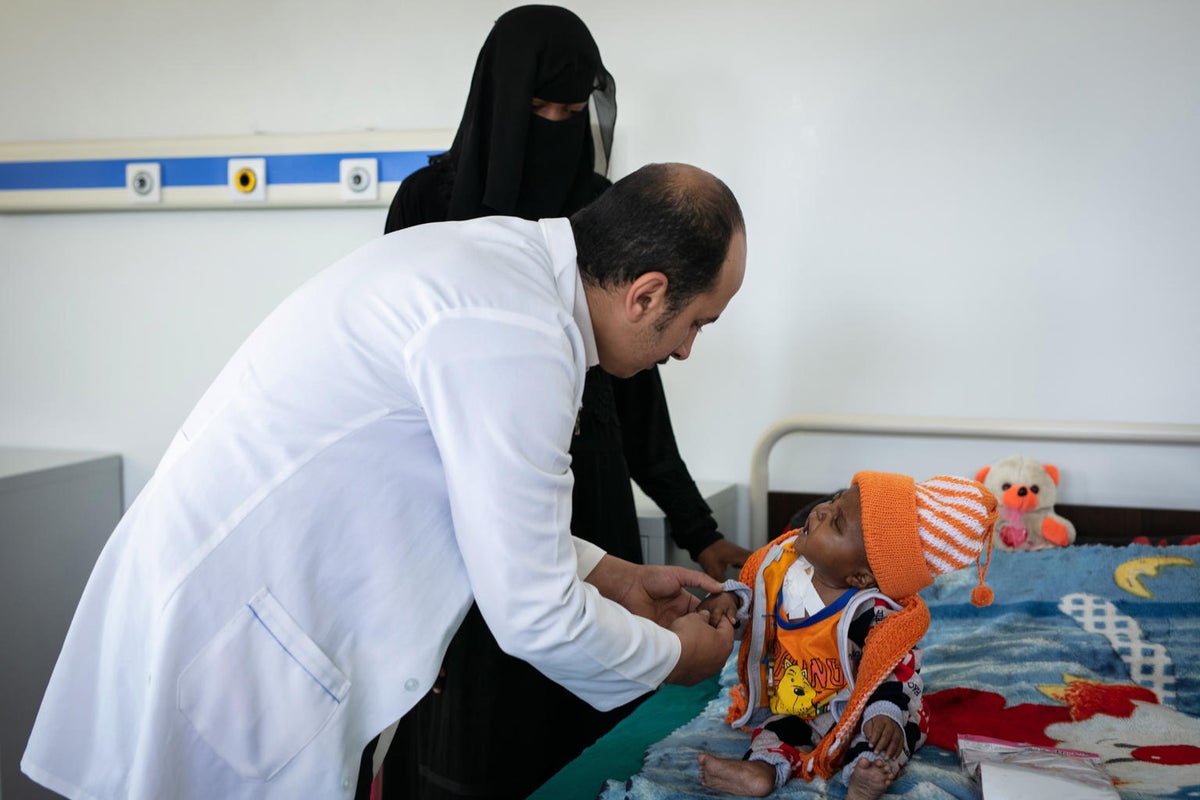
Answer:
854;471;999;607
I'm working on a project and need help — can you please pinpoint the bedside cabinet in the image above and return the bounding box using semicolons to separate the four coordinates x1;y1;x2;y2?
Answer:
0;449;122;800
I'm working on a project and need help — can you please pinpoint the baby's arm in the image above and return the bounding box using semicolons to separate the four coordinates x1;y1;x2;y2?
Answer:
697;592;739;627
697;579;751;629
862;715;904;759
848;603;926;761
859;647;923;758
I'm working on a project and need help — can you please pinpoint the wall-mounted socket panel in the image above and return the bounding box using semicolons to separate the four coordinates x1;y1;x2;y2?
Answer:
1;130;455;212
340;158;378;201
125;162;161;203
228;157;266;202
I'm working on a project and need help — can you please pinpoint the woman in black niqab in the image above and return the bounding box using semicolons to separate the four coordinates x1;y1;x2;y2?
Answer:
383;4;617;230
363;7;746;800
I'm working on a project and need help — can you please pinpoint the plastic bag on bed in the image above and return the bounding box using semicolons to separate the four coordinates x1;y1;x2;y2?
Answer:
957;734;1119;799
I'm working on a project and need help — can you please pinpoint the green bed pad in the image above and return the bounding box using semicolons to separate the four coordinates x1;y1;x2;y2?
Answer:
527;674;723;799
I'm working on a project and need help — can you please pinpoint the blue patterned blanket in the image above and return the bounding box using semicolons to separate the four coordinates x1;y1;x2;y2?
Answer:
600;544;1200;799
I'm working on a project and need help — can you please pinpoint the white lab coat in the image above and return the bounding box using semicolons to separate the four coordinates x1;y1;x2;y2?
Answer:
22;217;681;800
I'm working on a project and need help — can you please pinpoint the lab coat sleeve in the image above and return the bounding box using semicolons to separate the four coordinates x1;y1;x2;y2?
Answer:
405;309;680;709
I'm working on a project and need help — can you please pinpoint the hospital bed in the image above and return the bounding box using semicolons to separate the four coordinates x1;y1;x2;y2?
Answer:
533;414;1200;800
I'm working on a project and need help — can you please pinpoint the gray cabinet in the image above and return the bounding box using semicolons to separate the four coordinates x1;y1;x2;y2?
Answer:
0;449;122;800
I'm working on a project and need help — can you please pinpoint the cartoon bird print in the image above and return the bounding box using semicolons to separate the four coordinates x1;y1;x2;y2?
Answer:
771;664;819;717
927;677;1200;793
1039;676;1200;794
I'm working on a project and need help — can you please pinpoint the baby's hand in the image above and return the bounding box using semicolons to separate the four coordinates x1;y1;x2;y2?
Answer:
863;716;904;760
696;592;739;628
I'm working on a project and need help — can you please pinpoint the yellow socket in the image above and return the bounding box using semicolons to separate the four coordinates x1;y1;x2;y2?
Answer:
233;167;257;194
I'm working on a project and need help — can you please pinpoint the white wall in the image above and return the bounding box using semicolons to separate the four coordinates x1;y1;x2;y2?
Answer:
2;0;1198;514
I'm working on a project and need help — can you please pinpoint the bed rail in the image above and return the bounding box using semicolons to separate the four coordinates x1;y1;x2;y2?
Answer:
748;414;1200;549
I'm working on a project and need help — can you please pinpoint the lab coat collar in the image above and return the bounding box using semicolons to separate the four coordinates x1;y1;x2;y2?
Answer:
540;217;598;369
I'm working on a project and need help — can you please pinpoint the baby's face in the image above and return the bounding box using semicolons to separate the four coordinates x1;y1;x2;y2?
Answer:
795;486;873;590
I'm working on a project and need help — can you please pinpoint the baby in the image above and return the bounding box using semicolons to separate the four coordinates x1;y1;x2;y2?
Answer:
697;471;997;799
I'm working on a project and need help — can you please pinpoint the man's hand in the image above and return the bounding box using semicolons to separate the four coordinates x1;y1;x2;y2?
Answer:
586;556;725;627
583;556;733;686
696;538;752;581
664;611;735;685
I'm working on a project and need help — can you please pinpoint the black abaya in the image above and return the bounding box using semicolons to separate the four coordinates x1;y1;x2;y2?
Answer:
360;7;726;798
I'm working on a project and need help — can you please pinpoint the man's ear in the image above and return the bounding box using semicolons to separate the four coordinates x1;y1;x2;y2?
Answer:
847;569;877;590
623;272;668;323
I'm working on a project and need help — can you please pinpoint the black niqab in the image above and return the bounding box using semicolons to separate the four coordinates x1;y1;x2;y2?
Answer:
437;5;617;220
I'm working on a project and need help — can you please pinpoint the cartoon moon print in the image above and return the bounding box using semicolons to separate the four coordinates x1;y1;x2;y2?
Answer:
1114;556;1194;599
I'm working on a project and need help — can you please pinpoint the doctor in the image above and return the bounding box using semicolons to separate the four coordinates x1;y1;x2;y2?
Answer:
22;161;743;800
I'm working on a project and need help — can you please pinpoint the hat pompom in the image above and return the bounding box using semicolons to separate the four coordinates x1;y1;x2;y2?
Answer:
971;584;994;607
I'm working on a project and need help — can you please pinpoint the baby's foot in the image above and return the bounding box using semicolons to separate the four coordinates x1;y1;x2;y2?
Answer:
697;753;775;797
845;757;896;800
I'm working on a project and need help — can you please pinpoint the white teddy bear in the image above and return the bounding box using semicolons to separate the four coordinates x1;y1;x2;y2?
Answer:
975;456;1076;551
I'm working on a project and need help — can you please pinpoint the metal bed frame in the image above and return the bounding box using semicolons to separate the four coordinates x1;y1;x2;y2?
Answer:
747;414;1200;549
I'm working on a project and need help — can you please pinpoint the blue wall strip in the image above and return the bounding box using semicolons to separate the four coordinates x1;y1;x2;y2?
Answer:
0;150;442;191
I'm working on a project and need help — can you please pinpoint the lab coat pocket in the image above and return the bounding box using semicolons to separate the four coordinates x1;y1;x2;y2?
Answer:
178;587;350;780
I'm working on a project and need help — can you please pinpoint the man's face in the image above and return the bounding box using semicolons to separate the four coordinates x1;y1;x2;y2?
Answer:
607;229;746;378
794;485;875;592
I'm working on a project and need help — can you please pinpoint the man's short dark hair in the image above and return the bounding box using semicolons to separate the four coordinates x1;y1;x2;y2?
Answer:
569;163;744;316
